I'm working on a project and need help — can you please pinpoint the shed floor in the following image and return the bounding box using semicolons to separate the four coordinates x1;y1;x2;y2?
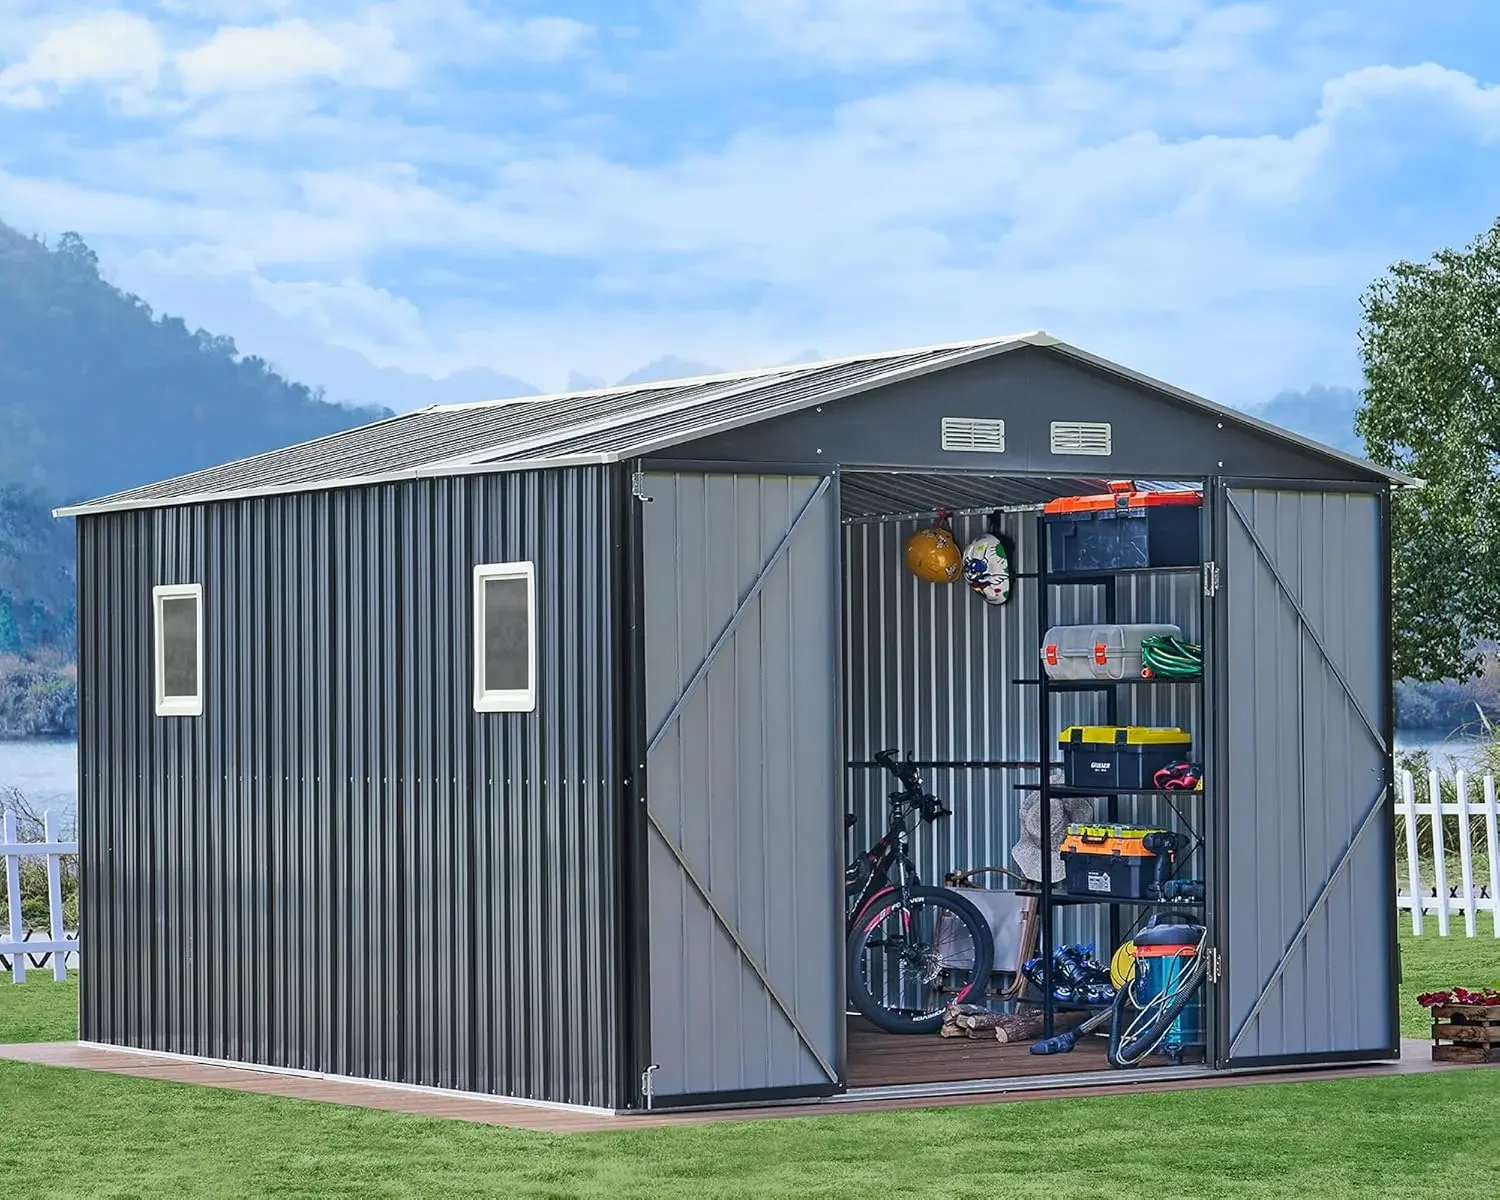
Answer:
0;1038;1467;1134
843;1015;1198;1088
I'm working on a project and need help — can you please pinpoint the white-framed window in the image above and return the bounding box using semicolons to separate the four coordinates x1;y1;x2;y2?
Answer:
473;561;536;713
152;583;203;717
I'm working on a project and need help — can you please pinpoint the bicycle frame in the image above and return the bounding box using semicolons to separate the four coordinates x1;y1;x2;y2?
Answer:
845;762;934;932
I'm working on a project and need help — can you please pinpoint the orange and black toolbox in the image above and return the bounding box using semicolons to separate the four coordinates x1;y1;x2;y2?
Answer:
1043;482;1201;573
1061;824;1166;899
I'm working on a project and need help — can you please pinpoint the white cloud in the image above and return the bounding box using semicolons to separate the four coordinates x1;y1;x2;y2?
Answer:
0;10;164;108
705;0;980;66
175;18;411;94
3;6;1498;405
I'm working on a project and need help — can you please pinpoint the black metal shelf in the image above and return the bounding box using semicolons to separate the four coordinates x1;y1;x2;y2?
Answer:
1010;783;1204;797
1032;525;1210;1041
1012;677;1201;690
1046;565;1202;585
1043;890;1204;908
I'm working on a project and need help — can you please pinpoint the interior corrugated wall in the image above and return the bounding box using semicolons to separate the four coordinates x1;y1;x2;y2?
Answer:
74;467;625;1108
843;509;1205;950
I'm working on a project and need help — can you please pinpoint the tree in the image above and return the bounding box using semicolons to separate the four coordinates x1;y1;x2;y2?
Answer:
1355;217;1500;681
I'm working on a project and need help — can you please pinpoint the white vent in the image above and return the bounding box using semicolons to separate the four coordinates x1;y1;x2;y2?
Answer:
941;417;1006;453
1050;420;1112;456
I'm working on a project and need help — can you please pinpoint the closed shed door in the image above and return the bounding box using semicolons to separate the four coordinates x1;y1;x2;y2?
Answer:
638;471;843;1104
1218;485;1396;1065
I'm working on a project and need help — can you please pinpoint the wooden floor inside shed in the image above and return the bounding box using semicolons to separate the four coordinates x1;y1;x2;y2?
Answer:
843;1015;1196;1089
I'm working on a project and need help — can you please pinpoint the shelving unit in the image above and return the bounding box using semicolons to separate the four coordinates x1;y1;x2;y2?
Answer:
1029;512;1208;1039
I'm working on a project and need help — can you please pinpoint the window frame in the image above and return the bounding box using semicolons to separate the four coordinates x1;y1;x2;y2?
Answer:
152;582;204;718
472;561;537;714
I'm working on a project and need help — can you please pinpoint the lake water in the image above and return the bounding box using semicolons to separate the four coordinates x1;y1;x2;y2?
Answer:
0;739;78;822
0;732;1491;826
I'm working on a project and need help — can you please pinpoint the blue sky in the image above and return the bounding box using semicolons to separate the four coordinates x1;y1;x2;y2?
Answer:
1;1;1499;410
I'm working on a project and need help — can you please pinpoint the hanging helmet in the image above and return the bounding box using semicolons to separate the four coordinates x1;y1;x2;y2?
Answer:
904;510;962;583
962;515;1014;605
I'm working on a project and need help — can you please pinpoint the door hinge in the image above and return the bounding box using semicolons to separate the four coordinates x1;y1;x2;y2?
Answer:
631;471;654;503
1202;560;1220;597
640;1063;659;1109
1204;946;1221;984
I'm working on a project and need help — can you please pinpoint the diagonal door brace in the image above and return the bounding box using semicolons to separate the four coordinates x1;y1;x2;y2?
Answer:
1228;785;1388;1056
1225;493;1387;752
648;474;833;754
643;808;839;1083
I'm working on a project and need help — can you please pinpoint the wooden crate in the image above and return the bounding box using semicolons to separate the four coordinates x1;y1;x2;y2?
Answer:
1430;1005;1500;1064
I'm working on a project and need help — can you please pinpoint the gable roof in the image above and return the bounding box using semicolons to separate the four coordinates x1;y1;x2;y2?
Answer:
53;331;1414;517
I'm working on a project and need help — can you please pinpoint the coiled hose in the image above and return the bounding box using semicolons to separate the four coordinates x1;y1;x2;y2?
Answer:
1140;635;1202;680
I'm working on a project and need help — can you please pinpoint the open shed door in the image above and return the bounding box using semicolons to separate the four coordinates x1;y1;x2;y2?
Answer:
1215;484;1397;1067
637;470;843;1106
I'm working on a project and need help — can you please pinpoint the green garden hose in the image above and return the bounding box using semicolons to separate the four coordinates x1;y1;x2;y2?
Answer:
1140;635;1202;680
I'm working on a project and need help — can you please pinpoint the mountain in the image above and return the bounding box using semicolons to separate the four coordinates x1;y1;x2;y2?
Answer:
0;485;73;654
1246;385;1363;456
618;356;720;386
0;222;390;504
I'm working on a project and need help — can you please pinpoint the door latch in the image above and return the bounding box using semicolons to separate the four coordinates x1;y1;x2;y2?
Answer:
640;1063;660;1109
631;471;654;503
1202;560;1220;598
1204;946;1221;984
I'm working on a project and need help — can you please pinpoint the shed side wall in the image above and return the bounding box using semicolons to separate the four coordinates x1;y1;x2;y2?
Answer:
75;467;625;1108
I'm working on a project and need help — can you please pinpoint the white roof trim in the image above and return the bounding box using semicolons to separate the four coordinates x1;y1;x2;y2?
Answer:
1039;342;1421;489
52;453;616;517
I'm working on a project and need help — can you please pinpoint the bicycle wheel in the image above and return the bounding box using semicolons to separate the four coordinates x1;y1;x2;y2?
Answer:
847;884;995;1035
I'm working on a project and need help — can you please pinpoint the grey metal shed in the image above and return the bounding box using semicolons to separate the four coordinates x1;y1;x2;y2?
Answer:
57;332;1410;1112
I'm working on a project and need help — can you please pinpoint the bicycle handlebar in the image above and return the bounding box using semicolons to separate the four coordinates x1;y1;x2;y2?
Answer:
873;750;950;821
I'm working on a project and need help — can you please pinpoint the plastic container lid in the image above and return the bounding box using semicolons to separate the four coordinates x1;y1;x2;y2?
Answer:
1044;481;1203;515
1058;725;1192;747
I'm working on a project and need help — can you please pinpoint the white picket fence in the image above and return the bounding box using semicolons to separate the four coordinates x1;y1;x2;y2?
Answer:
1396;769;1500;937
0;810;79;981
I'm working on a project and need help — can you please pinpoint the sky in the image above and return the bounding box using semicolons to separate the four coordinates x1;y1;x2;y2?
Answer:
1;1;1499;411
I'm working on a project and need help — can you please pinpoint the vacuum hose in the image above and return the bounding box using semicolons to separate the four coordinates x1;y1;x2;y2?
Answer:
1106;927;1209;1068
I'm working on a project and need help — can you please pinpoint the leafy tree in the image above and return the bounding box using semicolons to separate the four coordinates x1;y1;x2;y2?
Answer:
1356;217;1500;681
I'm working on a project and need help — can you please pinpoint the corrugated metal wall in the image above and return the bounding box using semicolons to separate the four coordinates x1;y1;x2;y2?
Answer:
1220;486;1393;1061
75;467;626;1108
843;508;1205;949
638;471;843;1101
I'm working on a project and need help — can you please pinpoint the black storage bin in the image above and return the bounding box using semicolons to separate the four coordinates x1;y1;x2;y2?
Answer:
1058;726;1191;791
1043;485;1202;573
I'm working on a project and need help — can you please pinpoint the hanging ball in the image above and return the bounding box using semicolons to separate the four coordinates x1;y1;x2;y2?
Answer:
905;524;963;583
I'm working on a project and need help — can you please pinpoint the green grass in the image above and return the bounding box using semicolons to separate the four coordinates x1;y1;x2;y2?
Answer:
2;944;1499;1199
0;969;77;1042
1397;924;1500;1037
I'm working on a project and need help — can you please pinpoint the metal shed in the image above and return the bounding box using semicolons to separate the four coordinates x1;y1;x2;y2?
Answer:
57;332;1410;1112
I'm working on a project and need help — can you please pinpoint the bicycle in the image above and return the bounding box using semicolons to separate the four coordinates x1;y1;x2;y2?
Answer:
844;750;997;1034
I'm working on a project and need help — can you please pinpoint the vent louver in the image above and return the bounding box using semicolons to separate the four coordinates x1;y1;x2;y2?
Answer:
1050;421;1112;456
941;417;1006;453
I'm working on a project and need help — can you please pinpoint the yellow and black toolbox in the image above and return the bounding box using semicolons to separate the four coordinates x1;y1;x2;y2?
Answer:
1060;824;1166;899
1058;725;1191;790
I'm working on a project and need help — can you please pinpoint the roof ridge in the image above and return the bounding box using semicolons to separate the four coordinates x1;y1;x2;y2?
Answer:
424;332;1041;413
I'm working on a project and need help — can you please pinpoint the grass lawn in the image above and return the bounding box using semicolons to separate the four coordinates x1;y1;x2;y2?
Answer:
0;932;1496;1199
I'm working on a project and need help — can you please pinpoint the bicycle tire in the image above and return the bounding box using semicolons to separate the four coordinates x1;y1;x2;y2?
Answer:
846;884;996;1035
